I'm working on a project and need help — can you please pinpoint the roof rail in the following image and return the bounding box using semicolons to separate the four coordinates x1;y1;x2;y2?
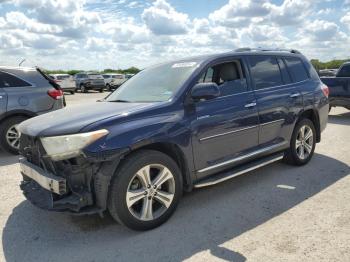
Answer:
234;47;302;54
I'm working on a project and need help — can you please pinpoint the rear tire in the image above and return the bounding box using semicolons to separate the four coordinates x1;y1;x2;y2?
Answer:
284;118;316;166
70;91;75;95
99;88;104;93
0;116;28;155
108;150;183;231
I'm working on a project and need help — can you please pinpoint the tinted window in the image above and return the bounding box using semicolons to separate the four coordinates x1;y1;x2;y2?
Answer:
248;56;283;89
277;58;292;84
0;71;31;88
337;65;350;77
284;57;309;82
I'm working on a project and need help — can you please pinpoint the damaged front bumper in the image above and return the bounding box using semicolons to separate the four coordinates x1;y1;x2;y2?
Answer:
19;135;123;215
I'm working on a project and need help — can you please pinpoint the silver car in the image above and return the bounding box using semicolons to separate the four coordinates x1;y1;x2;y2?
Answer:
50;74;76;94
0;66;64;154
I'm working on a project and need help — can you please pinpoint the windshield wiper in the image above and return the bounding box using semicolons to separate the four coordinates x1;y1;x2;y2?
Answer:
108;99;131;103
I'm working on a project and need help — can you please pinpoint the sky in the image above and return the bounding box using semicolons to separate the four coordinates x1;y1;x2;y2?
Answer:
0;0;349;70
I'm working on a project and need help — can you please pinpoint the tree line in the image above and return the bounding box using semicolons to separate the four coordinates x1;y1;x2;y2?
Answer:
43;58;350;75
310;59;350;71
44;67;141;75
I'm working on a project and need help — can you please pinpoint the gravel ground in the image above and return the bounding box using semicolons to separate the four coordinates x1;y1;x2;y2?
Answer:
0;92;349;262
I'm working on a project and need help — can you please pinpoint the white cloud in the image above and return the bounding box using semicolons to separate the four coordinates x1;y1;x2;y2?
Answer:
142;0;190;35
341;12;350;30
303;20;339;41
0;0;349;69
268;0;313;26
209;0;271;26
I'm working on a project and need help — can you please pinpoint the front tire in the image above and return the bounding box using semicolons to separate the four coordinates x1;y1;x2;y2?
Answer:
0;116;28;154
284;118;316;166
108;150;183;231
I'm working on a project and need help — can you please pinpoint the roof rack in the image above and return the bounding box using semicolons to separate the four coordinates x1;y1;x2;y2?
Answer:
235;47;302;54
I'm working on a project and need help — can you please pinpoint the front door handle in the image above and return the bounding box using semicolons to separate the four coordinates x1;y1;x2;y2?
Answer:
290;93;300;98
245;102;257;108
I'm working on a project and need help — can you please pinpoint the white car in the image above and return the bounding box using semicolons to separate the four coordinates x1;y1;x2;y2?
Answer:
102;73;127;91
50;74;76;94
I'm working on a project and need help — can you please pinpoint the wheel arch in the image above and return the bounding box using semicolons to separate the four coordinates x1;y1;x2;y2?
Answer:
126;142;193;192
0;110;35;123
298;109;321;143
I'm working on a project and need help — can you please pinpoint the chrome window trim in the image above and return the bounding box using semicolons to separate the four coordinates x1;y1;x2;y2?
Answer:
252;79;309;92
197;141;288;173
199;125;258;142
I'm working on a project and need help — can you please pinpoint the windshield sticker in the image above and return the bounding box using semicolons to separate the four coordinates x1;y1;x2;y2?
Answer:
172;62;197;68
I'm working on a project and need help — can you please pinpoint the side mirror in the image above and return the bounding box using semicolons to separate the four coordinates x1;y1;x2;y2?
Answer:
191;82;220;101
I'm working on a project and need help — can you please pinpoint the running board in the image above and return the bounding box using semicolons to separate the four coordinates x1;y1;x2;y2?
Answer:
194;153;284;188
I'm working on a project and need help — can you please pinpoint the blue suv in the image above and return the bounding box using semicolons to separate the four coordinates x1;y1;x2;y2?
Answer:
18;49;329;230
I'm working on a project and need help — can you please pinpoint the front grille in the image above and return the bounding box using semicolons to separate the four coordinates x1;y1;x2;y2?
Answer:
20;134;40;165
19;134;52;171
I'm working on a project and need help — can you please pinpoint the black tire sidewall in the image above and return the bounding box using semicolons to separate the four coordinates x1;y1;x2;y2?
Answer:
0;116;28;154
289;118;316;165
108;150;183;231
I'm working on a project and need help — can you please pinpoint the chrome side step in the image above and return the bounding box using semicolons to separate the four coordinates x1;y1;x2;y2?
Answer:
194;153;284;188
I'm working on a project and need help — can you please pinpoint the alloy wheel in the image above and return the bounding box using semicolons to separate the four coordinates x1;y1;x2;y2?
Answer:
295;125;313;160
126;164;175;221
6;124;21;150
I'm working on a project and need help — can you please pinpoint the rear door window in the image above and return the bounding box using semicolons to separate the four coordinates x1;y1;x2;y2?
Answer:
247;56;283;89
0;71;31;88
284;57;309;82
277;58;292;84
337;65;350;77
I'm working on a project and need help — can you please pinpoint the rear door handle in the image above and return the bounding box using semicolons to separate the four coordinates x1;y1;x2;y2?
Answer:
290;93;300;98
245;102;257;108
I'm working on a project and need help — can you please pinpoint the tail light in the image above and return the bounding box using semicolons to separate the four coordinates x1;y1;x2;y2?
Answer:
48;88;63;100
321;84;329;97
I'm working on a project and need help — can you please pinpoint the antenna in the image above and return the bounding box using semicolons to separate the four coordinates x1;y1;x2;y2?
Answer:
19;59;26;67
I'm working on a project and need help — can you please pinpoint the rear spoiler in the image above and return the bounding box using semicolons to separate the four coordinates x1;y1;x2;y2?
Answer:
35;67;61;90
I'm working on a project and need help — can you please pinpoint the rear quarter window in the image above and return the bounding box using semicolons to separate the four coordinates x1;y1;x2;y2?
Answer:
284;57;309;82
0;71;31;88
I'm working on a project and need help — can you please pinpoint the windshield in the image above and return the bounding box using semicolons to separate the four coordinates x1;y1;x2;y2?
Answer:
88;74;103;79
106;61;199;102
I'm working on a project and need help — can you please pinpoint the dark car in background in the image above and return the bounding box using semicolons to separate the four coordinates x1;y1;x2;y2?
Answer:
18;48;328;231
321;62;350;111
74;72;105;93
0;66;64;154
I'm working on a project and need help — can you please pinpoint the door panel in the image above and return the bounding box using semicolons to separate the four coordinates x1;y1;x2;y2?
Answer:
191;91;259;178
0;88;7;115
254;84;303;146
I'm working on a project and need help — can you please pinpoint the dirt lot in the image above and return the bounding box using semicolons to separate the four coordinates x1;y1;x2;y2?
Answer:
0;92;349;262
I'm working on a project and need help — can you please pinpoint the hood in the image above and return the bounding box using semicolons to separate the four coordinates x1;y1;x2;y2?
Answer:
19;101;154;137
